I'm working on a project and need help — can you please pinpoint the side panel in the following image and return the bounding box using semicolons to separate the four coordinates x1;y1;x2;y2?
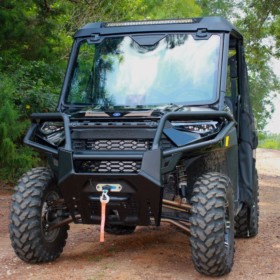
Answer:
237;43;258;207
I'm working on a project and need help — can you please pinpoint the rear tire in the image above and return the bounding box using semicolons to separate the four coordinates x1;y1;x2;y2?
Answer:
105;225;136;235
9;167;69;263
235;169;259;237
190;172;235;276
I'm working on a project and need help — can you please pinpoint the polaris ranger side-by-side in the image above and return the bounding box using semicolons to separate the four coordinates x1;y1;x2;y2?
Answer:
10;17;259;276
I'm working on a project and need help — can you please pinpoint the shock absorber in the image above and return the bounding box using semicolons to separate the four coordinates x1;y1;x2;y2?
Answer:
176;162;188;203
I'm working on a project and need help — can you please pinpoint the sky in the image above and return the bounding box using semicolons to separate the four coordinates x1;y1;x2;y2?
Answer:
265;58;280;134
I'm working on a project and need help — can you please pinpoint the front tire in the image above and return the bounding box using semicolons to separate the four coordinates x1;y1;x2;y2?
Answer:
9;167;69;263
190;172;235;276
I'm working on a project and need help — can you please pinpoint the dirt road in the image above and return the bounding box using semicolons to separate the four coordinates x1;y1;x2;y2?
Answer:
0;148;279;280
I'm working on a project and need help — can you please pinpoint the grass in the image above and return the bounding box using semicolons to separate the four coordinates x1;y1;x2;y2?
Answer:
258;133;280;150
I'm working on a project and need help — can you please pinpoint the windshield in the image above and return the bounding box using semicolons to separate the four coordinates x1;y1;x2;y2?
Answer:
66;34;221;108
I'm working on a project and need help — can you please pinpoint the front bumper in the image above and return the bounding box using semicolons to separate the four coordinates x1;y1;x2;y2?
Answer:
24;111;235;226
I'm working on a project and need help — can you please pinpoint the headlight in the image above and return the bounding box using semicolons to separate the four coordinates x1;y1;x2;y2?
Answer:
39;122;65;146
172;121;220;136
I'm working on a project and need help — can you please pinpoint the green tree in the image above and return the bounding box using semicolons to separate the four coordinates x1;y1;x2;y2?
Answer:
0;0;72;64
139;0;201;19
0;76;38;180
197;0;280;130
196;0;236;18
237;1;280;129
61;0;201;30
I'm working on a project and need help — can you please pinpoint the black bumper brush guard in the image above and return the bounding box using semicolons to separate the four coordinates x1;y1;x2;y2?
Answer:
24;111;235;227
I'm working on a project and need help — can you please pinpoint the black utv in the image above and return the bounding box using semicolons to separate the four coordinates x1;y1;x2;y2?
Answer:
10;17;259;276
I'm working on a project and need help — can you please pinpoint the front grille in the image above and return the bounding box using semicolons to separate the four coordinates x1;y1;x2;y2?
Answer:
72;138;174;151
72;139;150;151
75;160;141;173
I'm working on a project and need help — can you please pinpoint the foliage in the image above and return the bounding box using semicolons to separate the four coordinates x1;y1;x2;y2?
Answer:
60;0;201;37
236;0;280;130
0;0;71;64
12;61;62;116
198;0;280;130
196;0;237;19
258;133;280;150
140;0;201;19
0;76;39;181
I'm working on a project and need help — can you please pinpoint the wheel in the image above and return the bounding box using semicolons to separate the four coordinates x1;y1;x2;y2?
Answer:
105;224;136;235
9;167;69;263
235;169;259;237
190;172;235;276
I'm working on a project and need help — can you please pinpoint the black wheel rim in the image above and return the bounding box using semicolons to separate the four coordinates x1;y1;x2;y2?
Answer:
41;191;60;242
224;201;231;251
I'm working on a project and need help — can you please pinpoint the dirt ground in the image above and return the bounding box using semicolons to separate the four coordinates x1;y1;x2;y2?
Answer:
0;148;279;280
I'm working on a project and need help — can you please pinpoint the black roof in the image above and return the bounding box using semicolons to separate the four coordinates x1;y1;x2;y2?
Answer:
74;17;242;39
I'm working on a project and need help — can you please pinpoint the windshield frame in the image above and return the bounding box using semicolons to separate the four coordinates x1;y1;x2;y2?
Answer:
59;32;224;111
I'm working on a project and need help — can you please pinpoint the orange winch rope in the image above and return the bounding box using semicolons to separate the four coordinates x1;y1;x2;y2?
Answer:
100;200;106;242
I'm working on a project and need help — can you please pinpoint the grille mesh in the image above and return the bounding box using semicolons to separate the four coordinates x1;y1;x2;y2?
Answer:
72;139;150;151
76;160;141;173
72;136;174;174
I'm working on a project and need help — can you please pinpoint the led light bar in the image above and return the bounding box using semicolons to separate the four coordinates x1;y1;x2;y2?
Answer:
104;18;199;27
